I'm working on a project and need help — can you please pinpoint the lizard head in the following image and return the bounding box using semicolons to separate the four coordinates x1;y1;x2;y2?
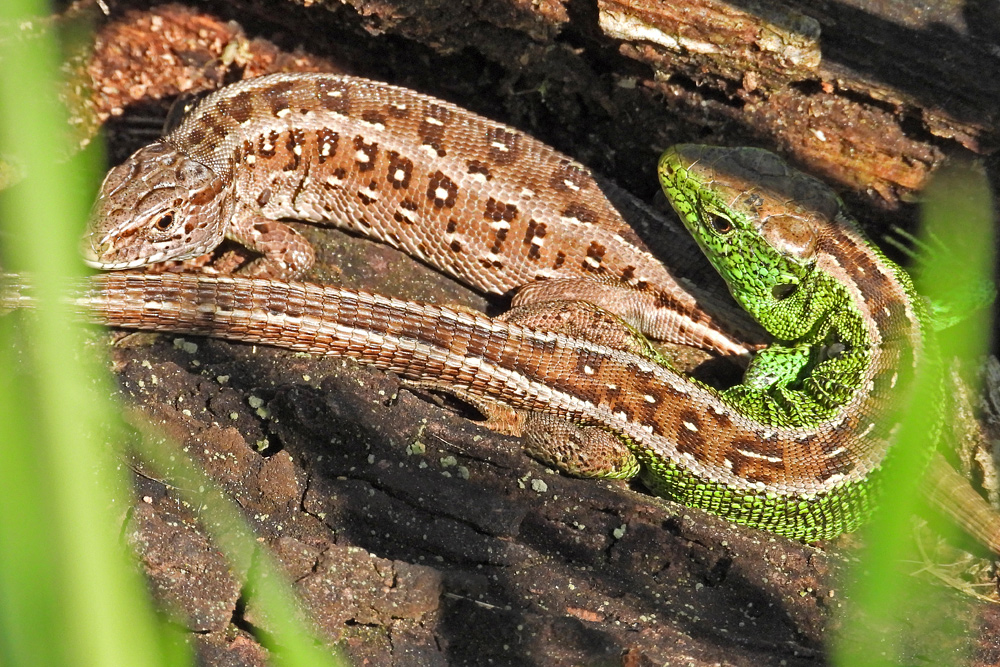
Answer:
658;145;842;337
81;141;234;270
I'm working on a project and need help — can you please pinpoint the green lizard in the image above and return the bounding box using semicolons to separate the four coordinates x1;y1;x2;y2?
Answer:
650;144;937;540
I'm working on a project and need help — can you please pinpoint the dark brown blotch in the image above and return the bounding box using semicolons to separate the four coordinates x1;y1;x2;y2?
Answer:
387;101;410;118
486;127;520;165
419;104;451;158
315;78;351;114
203;115;229;140
653;290;684;312
550;160;590;192
256;187;272;208
362;110;388;127
490;228;508;254
229;90;254;124
263;80;296;117
258;130;279;158
282;128;306;172
427;171;458;208
386;151;413;190
467;160;493;181
584;241;606;268
186;126;207;147
316;128;340;164
353;135;379;173
524;219;547;260
561;202;599;224
871;300;910;338
358;185;377;206
484;198;518;223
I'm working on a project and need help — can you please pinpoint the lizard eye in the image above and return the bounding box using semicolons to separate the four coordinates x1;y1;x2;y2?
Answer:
154;213;175;231
708;214;733;234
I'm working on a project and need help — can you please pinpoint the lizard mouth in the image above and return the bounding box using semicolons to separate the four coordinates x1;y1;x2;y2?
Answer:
81;255;163;270
80;240;178;270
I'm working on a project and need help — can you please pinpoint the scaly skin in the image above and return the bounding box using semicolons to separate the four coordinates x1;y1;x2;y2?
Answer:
58;135;983;542
649;145;938;538
658;145;934;430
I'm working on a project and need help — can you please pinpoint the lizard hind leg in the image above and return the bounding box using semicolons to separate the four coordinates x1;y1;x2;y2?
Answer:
522;412;640;480
402;381;640;479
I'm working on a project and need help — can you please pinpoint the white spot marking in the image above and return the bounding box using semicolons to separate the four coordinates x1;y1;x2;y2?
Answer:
435;187;449;201
490;220;510;231
419;145;438;158
520;187;536;199
584;256;601;269
355;149;370;163
643;394;656;404
425;116;444;126
491;141;509;152
583;365;595;375
293;144;302;156
683;421;698;432
563;179;580;191
393;168;407;183
735;447;783;463
245;154;256;165
325;174;343;188
470;172;488;185
396;207;418;224
359;187;380;201
275;108;291;118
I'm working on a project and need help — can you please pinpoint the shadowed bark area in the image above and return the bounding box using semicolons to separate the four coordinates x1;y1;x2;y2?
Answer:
34;1;1000;664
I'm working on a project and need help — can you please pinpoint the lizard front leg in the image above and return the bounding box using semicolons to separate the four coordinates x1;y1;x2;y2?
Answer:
227;205;316;278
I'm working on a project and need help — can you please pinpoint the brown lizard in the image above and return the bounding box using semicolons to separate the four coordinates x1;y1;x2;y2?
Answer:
81;72;762;357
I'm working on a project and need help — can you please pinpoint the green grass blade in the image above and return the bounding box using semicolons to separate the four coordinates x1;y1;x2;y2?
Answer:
833;160;995;666
0;2;180;666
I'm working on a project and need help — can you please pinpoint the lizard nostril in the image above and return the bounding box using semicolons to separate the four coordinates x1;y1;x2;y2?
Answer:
771;283;796;300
